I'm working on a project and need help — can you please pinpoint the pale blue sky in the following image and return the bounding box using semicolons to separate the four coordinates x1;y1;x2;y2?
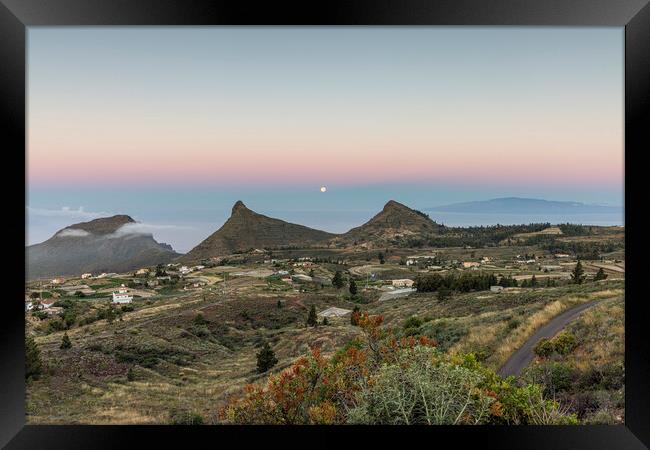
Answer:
27;27;624;251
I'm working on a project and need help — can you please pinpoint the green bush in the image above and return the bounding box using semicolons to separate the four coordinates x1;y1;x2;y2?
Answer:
524;362;574;396
403;316;423;330
507;318;520;330
256;342;278;373
47;319;66;333
533;338;555;358
25;336;42;381
348;346;494;425
169;410;204;425
32;310;48;320
553;332;577;356
60;333;72;350
193;313;208;326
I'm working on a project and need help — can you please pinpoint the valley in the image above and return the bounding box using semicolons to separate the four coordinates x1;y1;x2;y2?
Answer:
24;200;625;425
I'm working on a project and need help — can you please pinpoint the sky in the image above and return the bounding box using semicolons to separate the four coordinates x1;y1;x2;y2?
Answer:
27;27;624;252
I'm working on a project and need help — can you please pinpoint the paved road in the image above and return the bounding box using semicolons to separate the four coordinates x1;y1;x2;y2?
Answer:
497;299;606;378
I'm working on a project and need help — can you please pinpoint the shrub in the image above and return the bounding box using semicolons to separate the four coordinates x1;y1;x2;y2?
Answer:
403;316;423;330
169;410;204;425
47;319;66;334
193;313;208;326
332;271;344;289
25;336;42;381
88;343;103;352
593;268;608;281
348;347;494;424
349;279;358;296
507;318;520;330
351;306;361;326
437;287;452;301
219;314;576;426
553;332;577;356
524;362;574;397
32;310;48;320
306;305;318;327
60;333;72;350
583;409;618;425
533;338;555;358
120;304;135;312
256;342;278;373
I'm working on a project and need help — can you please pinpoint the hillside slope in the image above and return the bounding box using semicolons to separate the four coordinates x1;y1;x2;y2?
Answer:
181;201;335;261
27;215;179;279
333;200;442;247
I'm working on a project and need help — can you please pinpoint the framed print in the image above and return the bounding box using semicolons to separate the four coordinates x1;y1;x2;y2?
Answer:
1;0;648;448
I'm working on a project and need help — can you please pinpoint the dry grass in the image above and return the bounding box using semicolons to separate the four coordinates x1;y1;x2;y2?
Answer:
488;289;622;369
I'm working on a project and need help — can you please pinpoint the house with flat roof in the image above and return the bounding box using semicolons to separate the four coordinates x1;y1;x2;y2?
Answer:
112;284;133;304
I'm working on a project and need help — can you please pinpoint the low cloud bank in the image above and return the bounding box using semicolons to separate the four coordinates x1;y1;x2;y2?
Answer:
57;228;91;238
107;222;194;239
27;206;110;219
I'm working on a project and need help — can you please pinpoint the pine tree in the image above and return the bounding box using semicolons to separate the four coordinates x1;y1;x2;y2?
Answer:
256;342;278;373
332;271;344;289
531;275;538;287
378;252;385;264
594;267;608;281
277;299;282;308
349;279;358;296
25;335;42;380
322;317;329;326
306;305;318;327
571;260;585;284
60;333;72;350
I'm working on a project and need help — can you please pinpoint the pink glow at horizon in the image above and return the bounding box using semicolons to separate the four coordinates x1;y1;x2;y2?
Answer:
28;121;623;188
27;27;623;191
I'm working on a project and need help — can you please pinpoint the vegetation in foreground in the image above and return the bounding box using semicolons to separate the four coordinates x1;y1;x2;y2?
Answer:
220;314;577;425
524;298;624;424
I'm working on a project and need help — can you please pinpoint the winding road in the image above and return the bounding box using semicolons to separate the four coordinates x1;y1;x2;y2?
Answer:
497;298;609;378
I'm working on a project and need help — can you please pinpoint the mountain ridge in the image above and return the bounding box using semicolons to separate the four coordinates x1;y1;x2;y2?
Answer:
179;201;336;262
27;215;180;279
426;197;622;214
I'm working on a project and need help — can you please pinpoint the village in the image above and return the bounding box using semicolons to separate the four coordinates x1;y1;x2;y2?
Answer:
24;223;626;426
25;241;624;322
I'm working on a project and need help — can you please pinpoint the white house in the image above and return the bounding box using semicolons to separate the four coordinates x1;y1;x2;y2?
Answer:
490;285;504;293
40;299;56;309
179;266;192;275
391;279;414;288
462;262;480;269
112;284;133;304
81;273;93;279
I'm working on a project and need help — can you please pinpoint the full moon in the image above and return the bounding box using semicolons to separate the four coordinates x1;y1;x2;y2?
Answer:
320;186;327;193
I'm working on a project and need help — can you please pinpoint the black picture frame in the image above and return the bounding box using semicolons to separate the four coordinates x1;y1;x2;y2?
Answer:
1;1;648;448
